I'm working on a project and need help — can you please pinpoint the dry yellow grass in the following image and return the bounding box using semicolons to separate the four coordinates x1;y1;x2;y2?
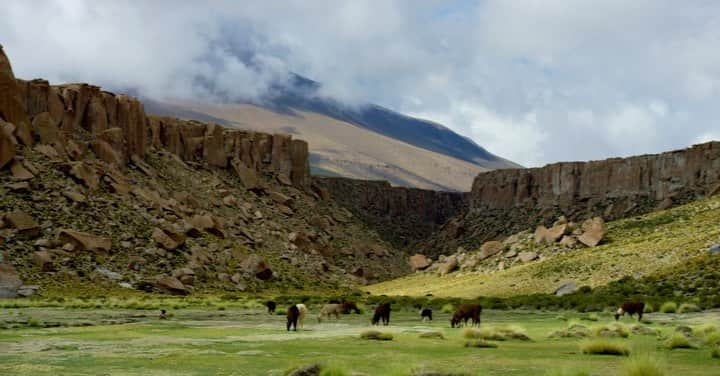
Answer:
365;194;720;298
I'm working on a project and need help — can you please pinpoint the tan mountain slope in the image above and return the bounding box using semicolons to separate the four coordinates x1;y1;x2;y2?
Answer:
163;102;488;191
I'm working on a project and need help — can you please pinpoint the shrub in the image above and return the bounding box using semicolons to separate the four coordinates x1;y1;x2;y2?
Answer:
464;340;498;348
677;303;701;314
360;330;393;341
643;303;655;313
276;309;287;316
579;339;630;356
620;353;666;376
659;302;677;313
666;333;694;350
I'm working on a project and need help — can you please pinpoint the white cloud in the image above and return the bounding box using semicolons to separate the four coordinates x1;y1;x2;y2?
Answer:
411;102;548;167
2;0;720;167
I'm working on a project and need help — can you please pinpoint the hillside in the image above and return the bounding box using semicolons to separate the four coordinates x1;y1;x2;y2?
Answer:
365;192;720;298
151;101;490;191
0;46;409;297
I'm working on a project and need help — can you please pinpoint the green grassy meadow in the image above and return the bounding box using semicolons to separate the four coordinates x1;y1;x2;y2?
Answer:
1;301;719;375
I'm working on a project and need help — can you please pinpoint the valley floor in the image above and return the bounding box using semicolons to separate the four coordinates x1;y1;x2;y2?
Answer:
1;303;718;375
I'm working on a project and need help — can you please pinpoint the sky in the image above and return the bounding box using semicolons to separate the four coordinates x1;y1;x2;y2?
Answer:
2;0;720;167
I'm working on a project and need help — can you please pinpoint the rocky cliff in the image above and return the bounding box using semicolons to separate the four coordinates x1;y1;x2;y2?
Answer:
315;177;467;248
423;142;720;255
0;45;408;297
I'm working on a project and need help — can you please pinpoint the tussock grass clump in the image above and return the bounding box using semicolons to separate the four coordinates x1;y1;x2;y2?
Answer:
711;346;720;359
462;326;530;341
360;330;393;341
665;333;694;350
419;331;444;339
276;309;287;316
27;318;42;327
464;340;498;348
549;323;591;338
582;313;599;322
677;303;701;314
659;302;677;314
579;339;630;356
703;332;720;346
593;323;630;338
694;323;718;337
441;303;454;314
643;303;655;313
319;366;347;376
620;353;666;376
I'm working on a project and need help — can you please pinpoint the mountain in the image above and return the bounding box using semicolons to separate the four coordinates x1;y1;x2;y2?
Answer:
144;74;520;192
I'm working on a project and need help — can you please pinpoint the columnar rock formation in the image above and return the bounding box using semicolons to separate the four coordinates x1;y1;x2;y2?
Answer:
315;177;467;246
3;45;310;190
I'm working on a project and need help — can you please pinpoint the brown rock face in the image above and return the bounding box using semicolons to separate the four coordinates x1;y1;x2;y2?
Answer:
33;251;55;272
315;177;467;254
58;229;112;254
408;253;431;271
0;45;30;141
240;254;273;281
152;227;186;251
577;217;606;247
478;241;504;260
5;210;40;238
69;162;100;190
438;257;458;276
9;160;33;181
154;276;189;295
0;123;16;168
0;263;23;298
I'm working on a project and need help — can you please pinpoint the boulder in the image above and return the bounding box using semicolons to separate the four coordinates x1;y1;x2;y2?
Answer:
17;285;40;297
504;250;517;258
710;244;720;256
91;139;124;167
154;276;189;295
559;235;577;248
69;162;100;190
536;223;567;244
0;263;22;298
9;160;34;180
62;188;87;203
5;210;40;238
240;254;273;281
152;227;186;251
578;217;607;247
270;191;293;206
58;229;112;254
408;254;431;271
0;45;31;144
554;280;578;296
231;160;258;190
32;250;55;272
478;241;504;260
173;267;195;286
189;214;225;238
0;123;16;169
32;112;59;145
518;251;538;263
438;257;458;276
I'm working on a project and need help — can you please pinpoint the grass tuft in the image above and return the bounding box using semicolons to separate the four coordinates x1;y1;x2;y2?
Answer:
419;331;444;339
360;330;393;341
440;303;454;314
579;338;630;356
659;302;677;314
462;326;530;341
665;333;694;350
464;340;498;348
677;303;701;314
544;369;589;376
620;353;666;376
593;323;630;338
711;346;720;359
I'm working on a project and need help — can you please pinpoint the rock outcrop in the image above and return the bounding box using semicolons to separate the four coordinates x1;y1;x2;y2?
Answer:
315;177;466;249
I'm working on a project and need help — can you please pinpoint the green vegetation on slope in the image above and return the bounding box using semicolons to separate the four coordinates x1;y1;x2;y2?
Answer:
365;194;720;299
